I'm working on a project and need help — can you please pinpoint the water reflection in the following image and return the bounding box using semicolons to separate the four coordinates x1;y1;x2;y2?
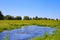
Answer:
0;25;56;40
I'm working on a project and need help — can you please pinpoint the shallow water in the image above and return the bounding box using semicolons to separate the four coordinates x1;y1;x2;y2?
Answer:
0;25;56;40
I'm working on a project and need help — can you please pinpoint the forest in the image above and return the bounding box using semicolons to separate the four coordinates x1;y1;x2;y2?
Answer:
0;11;59;20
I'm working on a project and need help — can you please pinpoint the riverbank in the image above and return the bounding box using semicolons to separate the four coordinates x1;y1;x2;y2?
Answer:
0;20;60;32
30;29;60;40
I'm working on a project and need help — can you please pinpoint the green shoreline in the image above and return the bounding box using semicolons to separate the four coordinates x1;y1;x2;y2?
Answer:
0;20;60;40
0;20;60;32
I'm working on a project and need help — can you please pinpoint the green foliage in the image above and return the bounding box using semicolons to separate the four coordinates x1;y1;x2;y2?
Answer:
4;15;14;20
0;11;4;20
15;16;22;20
23;16;30;20
33;16;39;20
0;11;60;20
30;36;41;40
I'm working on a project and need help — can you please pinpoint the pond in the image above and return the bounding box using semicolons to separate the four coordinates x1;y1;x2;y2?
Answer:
0;25;56;40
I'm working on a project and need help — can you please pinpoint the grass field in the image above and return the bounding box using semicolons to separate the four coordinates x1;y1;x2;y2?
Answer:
0;20;60;32
0;20;60;40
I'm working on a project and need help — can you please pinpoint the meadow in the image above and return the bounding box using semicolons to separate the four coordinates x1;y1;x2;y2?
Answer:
0;20;60;40
0;20;60;32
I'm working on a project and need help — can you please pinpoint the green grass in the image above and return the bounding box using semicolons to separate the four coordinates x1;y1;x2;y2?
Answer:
0;20;60;32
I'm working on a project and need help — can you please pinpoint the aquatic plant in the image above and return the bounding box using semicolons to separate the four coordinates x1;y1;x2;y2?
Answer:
4;35;9;40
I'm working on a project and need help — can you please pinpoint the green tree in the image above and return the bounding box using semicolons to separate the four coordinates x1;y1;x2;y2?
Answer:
56;19;58;20
47;18;51;20
38;17;42;20
29;17;32;20
4;15;14;20
0;11;4;20
23;16;30;20
15;16;22;20
50;19;54;20
33;16;39;20
43;17;47;20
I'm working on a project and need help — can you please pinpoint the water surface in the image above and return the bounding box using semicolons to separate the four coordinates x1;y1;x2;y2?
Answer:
0;25;56;40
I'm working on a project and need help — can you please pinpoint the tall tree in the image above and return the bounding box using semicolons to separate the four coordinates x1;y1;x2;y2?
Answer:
15;16;22;20
23;16;30;20
0;11;4;20
4;15;14;20
56;19;58;20
33;16;38;20
29;17;32;20
43;17;47;20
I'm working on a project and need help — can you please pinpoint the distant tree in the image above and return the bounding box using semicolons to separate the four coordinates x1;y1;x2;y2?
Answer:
56;19;58;20
15;16;22;20
4;15;14;20
47;18;51;20
35;16;38;20
0;11;4;20
33;16;38;20
50;19;54;20
38;17;43;20
23;16;30;20
33;17;35;20
4;15;9;20
29;17;32;20
43;17;47;20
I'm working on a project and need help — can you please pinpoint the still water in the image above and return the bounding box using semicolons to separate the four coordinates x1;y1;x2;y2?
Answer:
0;25;56;40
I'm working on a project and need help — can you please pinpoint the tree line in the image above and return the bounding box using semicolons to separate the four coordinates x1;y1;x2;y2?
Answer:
0;11;59;20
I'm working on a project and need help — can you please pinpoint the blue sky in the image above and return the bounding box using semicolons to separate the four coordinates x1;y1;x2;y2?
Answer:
0;0;60;19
